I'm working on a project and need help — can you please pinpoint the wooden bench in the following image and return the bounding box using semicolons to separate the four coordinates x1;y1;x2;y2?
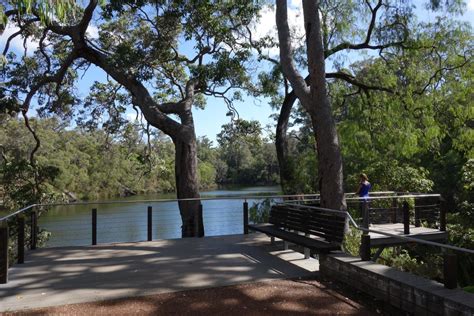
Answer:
248;204;347;254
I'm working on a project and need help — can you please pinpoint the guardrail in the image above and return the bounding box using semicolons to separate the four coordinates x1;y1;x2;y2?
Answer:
1;193;307;283
1;191;469;288
282;200;473;290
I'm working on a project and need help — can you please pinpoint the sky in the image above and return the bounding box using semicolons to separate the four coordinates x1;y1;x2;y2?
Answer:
1;1;473;144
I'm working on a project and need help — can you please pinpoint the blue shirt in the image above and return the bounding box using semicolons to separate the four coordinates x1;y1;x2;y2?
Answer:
359;182;371;197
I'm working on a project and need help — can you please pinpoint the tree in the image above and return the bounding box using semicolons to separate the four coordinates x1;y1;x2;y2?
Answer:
1;1;260;237
275;0;344;209
216;119;279;185
271;0;469;209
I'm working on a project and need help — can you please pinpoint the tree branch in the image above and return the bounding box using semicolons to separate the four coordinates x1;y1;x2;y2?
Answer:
2;17;40;55
275;0;309;98
324;0;407;58
326;71;394;93
21;110;40;168
78;45;189;140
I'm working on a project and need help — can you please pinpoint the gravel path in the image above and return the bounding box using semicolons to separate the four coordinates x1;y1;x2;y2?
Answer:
3;278;375;315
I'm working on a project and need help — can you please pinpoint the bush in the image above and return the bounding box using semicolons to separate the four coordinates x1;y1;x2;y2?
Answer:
249;198;273;224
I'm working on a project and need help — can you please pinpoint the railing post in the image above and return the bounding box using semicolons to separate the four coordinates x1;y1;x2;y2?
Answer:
243;201;249;235
402;201;410;234
443;253;457;289
360;234;371;261
0;222;8;284
92;208;97;245
414;198;420;227
197;203;204;237
147;206;152;241
30;210;37;250
440;197;447;232
391;197;397;223
18;215;25;264
362;201;369;229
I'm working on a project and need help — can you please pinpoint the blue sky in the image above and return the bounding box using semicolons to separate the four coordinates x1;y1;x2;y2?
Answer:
1;1;473;144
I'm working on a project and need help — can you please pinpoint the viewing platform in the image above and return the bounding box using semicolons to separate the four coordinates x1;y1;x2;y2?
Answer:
1;192;472;314
0;234;319;312
369;223;448;247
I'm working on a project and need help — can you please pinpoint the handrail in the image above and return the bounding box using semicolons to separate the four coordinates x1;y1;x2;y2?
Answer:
284;202;474;255
301;194;441;203
1;193;318;222
0;204;38;222
0;192;440;222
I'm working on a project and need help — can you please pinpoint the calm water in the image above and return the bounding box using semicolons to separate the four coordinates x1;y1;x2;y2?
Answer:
38;186;281;247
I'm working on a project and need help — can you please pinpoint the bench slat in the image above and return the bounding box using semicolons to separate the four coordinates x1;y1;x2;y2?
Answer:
248;223;341;252
274;205;346;219
271;206;347;224
249;204;347;252
269;217;345;242
270;213;346;230
270;210;347;225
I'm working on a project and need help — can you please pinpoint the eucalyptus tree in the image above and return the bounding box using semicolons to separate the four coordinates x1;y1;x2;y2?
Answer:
270;0;470;209
1;1;260;237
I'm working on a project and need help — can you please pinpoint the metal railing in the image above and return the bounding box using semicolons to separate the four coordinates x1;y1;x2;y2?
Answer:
1;191;472;289
281;198;473;290
0;193;305;283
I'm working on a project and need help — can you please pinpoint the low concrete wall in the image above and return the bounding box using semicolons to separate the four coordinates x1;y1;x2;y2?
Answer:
319;252;474;316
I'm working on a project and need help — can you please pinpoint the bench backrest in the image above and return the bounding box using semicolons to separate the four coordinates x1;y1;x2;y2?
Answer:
269;204;347;244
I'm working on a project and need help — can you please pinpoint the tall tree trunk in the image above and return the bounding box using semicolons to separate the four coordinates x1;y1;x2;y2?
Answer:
303;1;344;210
174;135;204;237
276;91;298;195
82;45;205;236
276;0;345;210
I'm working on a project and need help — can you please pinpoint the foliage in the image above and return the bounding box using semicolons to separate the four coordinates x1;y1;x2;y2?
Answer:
0;117;177;200
446;222;474;286
217;119;279;185
249;198;273;224
342;227;362;256
379;247;443;281
343;228;444;282
0;116;281;202
464;286;474;294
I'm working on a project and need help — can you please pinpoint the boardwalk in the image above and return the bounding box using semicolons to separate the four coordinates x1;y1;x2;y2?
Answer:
0;234;318;312
369;223;448;246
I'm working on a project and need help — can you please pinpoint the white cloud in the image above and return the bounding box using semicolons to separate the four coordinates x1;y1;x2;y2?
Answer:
468;0;474;11
1;22;98;56
0;23;40;55
86;24;100;40
126;111;139;122
251;3;305;57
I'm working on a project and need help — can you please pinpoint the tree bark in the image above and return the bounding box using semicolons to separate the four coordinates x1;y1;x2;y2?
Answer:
303;0;344;210
174;136;204;237
275;91;298;194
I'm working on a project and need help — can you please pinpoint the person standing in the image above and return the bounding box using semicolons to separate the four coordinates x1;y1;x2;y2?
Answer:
356;173;371;222
356;173;371;199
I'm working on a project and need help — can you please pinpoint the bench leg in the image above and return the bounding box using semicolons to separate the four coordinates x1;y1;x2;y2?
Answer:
304;247;310;259
270;236;275;245
284;241;289;250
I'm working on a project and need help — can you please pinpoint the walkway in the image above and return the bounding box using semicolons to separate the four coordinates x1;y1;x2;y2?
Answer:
1;234;318;312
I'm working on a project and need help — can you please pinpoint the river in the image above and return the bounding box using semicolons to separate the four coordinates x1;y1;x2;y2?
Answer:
38;186;280;247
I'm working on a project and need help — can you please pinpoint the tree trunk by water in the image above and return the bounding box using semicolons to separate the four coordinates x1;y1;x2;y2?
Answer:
276;0;345;210
174;136;204;237
80;41;204;237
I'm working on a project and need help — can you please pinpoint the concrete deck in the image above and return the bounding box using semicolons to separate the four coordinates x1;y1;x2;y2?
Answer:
0;233;317;312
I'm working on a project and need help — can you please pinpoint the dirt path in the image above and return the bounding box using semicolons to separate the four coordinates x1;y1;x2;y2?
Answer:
4;278;376;316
